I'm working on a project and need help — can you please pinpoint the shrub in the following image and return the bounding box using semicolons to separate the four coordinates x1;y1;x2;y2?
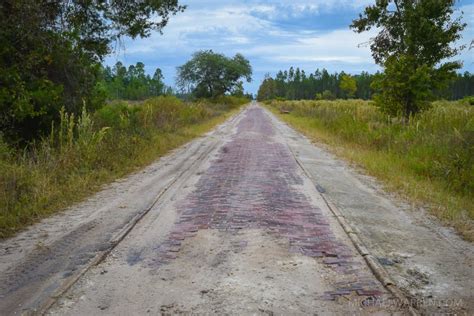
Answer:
462;96;474;106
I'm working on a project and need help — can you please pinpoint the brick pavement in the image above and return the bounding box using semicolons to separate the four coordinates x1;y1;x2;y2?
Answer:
152;106;383;301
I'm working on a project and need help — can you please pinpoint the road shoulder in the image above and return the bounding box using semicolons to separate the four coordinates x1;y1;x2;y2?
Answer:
264;106;473;315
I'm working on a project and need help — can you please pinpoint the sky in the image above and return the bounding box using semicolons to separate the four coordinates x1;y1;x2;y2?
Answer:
105;0;474;95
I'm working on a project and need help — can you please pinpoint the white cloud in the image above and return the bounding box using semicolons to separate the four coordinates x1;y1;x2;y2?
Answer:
106;0;473;93
244;28;376;66
121;5;274;55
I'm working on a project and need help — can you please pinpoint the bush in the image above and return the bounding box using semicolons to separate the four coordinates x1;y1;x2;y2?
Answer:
315;90;336;100
462;96;474;106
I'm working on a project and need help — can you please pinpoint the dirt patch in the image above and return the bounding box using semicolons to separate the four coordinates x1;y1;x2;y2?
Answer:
49;230;399;315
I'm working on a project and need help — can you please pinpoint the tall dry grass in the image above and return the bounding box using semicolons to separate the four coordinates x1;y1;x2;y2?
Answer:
268;99;474;240
0;96;248;238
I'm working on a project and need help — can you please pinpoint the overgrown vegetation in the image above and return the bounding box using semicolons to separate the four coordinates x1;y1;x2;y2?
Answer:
0;96;248;238
266;99;474;240
0;0;185;144
0;4;253;239
102;62;171;101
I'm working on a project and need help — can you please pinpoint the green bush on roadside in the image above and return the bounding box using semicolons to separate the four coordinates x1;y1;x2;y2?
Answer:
462;96;474;106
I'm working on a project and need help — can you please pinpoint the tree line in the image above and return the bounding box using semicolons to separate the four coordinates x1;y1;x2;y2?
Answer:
101;51;254;101
0;0;185;144
257;68;474;102
257;68;374;101
444;72;474;100
260;1;471;118
101;62;171;101
0;2;252;145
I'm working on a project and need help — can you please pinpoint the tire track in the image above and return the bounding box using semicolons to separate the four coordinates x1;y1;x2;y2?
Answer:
0;106;247;315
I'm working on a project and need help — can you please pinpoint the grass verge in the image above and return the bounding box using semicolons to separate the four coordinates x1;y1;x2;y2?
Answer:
0;96;248;238
265;99;473;241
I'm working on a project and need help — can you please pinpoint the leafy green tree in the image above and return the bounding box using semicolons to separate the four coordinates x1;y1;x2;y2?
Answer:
0;0;184;143
340;74;357;99
351;0;466;118
257;75;278;101
232;81;245;97
102;62;166;100
177;50;252;98
150;69;166;97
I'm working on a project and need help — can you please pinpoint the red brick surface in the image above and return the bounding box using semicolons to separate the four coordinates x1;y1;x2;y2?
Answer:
152;107;383;300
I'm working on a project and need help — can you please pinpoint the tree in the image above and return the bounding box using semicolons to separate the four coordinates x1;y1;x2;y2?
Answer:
0;0;185;143
257;75;278;101
231;81;245;97
176;50;252;98
256;67;470;103
351;0;466;118
150;69;165;97
354;71;375;100
339;74;357;99
102;62;166;100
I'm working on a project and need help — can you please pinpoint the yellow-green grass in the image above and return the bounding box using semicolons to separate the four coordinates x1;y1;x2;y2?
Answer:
0;96;247;238
265;99;473;241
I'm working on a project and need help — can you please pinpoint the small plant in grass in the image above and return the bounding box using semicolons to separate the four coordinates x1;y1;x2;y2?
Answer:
315;90;336;101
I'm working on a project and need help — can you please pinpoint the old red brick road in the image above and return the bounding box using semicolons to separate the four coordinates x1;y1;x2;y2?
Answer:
43;104;400;315
153;105;383;301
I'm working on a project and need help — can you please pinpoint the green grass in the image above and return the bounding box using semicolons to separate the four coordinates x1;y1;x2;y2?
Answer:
0;95;248;239
266;99;474;241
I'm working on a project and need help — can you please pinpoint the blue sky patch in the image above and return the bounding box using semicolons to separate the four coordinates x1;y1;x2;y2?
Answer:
105;0;474;94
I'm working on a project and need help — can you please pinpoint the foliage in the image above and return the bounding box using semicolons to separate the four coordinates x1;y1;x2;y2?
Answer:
444;72;474;100
257;75;278;101
257;67;473;103
462;96;474;106
339;74;357;99
268;99;474;239
371;55;435;117
0;0;184;143
177;50;252;98
102;62;166;100
315;90;336;101
351;0;466;118
0;96;247;238
257;67;376;101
